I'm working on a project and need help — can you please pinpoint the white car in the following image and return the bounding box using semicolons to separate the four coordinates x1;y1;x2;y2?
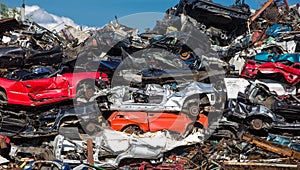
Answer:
224;78;297;99
93;81;216;117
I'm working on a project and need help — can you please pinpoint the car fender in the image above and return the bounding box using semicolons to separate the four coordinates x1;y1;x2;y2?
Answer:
247;105;278;122
165;82;214;108
108;111;149;132
196;114;208;129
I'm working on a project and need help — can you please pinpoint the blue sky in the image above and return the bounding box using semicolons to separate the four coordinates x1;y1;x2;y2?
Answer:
2;0;299;28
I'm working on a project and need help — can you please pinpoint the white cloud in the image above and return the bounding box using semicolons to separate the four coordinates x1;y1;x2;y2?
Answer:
26;8;56;24
25;5;40;14
24;5;81;31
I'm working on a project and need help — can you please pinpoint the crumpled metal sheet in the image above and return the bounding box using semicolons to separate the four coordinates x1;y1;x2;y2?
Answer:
9;145;55;161
223;80;300;132
0;18;22;33
240;60;300;85
0;19;66;68
242;133;300;161
53;129;204;167
93;81;215;112
267;134;300;152
1;1;300;169
59;25;91;46
224;78;297;99
161;0;250;46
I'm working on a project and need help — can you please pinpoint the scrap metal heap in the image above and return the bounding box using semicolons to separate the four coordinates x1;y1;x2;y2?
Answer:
165;0;251;46
0;0;300;169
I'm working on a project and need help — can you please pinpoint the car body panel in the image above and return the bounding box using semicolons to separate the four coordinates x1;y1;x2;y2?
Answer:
0;72;108;106
147;112;188;133
95;81;215;112
0;45;63;68
224;78;297;99
245;82;300;120
240;60;300;85
0;103;102;137
224;82;300;131
108;111;208;134
0;47;24;67
167;0;250;46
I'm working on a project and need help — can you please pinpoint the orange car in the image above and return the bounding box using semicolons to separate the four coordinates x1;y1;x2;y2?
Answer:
107;111;208;134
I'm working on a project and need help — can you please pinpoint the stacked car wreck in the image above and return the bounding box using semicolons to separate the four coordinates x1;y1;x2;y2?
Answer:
0;0;300;169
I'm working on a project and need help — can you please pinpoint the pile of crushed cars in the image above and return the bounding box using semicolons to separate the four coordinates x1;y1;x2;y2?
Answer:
0;0;300;169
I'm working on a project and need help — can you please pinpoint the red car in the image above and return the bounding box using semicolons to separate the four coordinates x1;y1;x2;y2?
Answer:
240;60;300;85
0;66;108;106
108;111;208;134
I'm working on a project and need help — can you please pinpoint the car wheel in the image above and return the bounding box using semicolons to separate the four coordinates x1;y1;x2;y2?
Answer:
188;102;201;117
248;116;272;131
0;91;7;103
122;125;143;135
250;118;263;130
183;96;209;117
76;81;98;103
183;98;200;118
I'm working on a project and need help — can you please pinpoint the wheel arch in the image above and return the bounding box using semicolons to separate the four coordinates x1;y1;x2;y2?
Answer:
0;86;7;94
76;78;97;92
246;115;274;123
0;86;8;101
183;93;210;106
120;124;144;133
185;93;208;101
182;93;210;116
245;115;275;130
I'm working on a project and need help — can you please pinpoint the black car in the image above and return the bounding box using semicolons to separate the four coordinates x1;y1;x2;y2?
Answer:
224;82;300;134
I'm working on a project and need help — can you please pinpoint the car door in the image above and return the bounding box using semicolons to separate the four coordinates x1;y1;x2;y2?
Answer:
24;74;69;101
50;74;70;97
147;112;190;133
21;77;54;101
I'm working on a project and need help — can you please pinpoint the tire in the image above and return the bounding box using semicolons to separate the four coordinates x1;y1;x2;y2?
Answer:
122;125;143;135
183;96;210;117
250;118;263;130
179;51;191;60
76;81;98;103
188;102;201;117
0;90;7;104
182;98;200;118
247;116;272;131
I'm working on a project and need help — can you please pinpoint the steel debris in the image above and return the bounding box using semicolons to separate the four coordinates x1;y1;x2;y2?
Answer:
0;0;300;169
